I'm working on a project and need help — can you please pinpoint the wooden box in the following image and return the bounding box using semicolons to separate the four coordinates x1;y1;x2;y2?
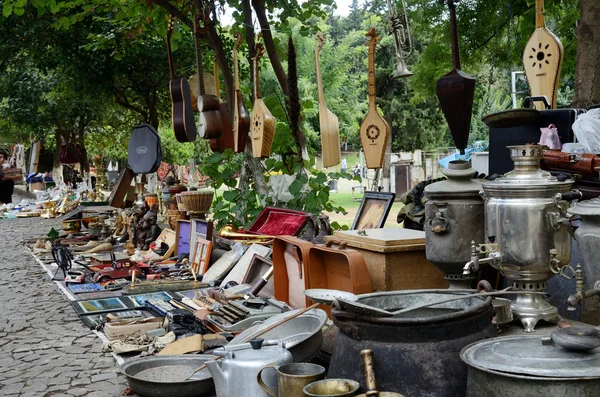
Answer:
326;228;448;291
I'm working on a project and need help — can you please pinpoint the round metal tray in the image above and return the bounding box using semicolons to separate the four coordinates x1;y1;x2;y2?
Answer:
120;354;216;397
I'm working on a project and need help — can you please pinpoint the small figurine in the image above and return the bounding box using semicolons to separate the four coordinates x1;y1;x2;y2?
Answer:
134;204;161;250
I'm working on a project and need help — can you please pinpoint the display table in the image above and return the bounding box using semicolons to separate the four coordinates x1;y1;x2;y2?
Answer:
326;228;449;291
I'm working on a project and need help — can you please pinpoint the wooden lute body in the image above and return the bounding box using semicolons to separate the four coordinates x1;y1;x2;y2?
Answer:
167;16;196;143
523;0;563;109
194;16;222;139
232;32;250;153
209;60;235;152
250;43;276;158
315;32;341;168
359;28;390;169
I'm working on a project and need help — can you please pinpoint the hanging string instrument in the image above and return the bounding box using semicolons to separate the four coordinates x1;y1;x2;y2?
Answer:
232;32;250;153
209;59;235;152
315;32;341;168
523;0;563;109
250;42;276;158
167;15;197;143
359;28;390;170
194;15;222;140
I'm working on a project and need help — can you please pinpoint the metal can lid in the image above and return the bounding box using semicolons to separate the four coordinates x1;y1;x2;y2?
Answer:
569;197;600;216
460;335;600;379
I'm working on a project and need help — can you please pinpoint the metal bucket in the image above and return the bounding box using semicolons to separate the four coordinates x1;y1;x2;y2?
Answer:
329;290;495;397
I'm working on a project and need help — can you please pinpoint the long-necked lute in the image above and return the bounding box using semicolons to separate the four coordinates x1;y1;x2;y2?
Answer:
209;59;235;152
232;32;250;153
359;28;390;169
250;43;276;158
194;16;222;139
167;15;196;143
315;32;341;168
523;0;563;109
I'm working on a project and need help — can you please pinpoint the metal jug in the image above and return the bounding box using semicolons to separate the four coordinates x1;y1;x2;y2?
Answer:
205;339;292;397
257;362;325;397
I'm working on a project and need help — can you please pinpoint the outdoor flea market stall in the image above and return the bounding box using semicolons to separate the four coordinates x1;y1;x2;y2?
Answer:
4;0;600;395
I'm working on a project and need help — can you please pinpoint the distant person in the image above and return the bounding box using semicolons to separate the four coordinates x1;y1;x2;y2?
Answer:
0;153;14;204
353;164;361;176
341;158;348;173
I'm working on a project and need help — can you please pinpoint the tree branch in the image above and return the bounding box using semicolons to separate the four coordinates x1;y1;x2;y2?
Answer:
251;0;289;95
242;0;256;102
153;0;193;29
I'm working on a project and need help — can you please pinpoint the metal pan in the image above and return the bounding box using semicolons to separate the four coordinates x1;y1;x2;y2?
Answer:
482;108;540;128
120;354;216;397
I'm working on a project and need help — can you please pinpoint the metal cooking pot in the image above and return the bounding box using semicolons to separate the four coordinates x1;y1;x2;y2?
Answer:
329;290;495;397
461;335;600;396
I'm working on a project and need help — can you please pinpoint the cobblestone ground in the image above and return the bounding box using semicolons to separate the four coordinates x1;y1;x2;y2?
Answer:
0;215;129;396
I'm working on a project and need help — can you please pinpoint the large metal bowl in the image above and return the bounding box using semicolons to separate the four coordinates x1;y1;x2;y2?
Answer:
120;354;216;397
228;308;327;362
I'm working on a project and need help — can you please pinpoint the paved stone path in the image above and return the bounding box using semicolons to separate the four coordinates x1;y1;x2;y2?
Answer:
0;216;129;397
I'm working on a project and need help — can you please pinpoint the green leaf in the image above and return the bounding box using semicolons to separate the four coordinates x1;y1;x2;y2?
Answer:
2;3;13;17
289;179;303;196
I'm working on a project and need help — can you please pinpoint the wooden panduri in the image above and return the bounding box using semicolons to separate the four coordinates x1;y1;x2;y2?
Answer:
523;0;563;109
360;28;390;169
232;32;250;153
250;43;276;158
315;32;341;168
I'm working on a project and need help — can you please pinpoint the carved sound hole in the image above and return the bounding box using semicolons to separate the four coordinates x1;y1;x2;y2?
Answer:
529;42;552;69
253;116;261;139
366;125;380;142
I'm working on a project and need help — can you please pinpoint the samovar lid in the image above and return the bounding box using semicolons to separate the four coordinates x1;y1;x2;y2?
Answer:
569;197;600;216
483;145;572;191
424;160;483;195
461;335;600;379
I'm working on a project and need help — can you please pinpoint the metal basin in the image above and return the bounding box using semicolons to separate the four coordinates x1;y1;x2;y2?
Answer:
120;355;216;397
228;308;327;362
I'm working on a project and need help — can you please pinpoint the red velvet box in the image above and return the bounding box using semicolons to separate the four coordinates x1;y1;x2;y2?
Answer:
247;207;309;237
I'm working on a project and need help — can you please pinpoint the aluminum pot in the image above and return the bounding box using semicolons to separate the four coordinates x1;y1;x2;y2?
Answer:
329;290;495;397
424;160;484;288
461;336;600;397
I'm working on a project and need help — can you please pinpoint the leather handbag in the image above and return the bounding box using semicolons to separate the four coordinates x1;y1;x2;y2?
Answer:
272;236;313;308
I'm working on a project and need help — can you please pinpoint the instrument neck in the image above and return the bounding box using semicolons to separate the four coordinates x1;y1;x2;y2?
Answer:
194;16;206;96
253;54;261;100
535;0;546;28
315;49;326;106
448;0;461;70
214;60;220;101
166;19;175;79
233;46;240;91
367;43;377;109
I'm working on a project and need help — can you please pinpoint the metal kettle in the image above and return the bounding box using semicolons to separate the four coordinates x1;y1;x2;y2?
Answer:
206;339;293;397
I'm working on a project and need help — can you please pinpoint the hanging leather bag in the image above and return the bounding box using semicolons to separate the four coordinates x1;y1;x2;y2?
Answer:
127;124;163;174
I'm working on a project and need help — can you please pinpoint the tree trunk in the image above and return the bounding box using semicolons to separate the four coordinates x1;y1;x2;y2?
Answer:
573;0;600;107
53;130;64;185
381;112;393;192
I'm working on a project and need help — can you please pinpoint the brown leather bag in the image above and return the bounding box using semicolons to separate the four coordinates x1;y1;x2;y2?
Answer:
273;236;313;308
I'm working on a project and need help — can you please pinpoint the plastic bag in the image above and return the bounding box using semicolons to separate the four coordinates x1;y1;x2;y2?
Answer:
573;109;600;154
538;124;562;150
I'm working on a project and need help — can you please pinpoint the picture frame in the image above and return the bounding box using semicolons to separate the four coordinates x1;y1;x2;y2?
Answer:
241;254;274;298
175;289;208;299
351;191;396;230
175;219;192;256
189;219;213;265
71;297;132;315
192;237;213;274
123;291;174;308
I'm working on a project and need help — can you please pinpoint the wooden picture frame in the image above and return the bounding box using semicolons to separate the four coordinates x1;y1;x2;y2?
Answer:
123;291;174;308
72;297;132;315
175;220;192;256
189;219;213;264
351;191;396;230
192;237;213;274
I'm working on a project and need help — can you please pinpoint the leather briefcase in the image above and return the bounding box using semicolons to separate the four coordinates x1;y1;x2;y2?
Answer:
272;236;313;308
